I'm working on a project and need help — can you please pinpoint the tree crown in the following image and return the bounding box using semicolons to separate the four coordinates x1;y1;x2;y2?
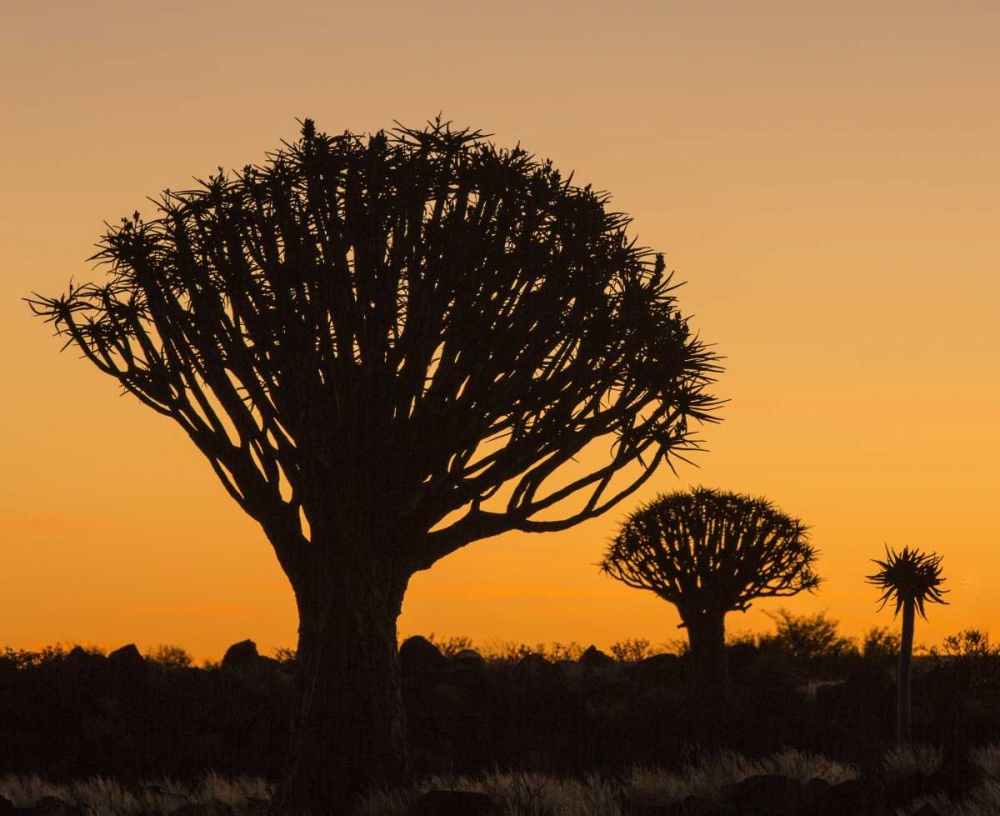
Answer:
29;118;721;579
867;545;948;620
600;486;818;616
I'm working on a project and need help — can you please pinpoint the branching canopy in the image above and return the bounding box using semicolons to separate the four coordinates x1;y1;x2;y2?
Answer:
28;118;721;584
601;487;818;620
867;545;948;620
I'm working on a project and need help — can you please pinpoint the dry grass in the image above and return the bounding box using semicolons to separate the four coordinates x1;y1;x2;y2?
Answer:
891;744;1000;816
28;745;1000;816
624;747;856;807
970;744;1000;779
0;773;271;815
882;743;944;780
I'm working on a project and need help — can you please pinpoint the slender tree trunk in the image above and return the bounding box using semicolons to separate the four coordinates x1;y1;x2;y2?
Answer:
897;599;915;745
271;550;411;816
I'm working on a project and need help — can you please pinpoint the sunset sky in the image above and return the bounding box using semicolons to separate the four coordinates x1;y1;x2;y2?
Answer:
2;0;998;663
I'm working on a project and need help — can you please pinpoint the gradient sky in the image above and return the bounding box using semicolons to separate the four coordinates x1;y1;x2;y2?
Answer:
2;0;998;662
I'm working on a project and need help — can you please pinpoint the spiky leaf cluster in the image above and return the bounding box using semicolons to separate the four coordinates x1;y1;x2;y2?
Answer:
867;546;948;620
27;118;721;580
600;487;818;618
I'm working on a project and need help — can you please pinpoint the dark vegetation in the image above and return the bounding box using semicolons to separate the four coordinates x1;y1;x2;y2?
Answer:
4;619;1000;811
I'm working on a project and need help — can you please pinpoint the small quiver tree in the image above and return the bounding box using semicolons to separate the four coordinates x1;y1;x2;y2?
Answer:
600;487;819;693
867;545;948;746
28;118;721;814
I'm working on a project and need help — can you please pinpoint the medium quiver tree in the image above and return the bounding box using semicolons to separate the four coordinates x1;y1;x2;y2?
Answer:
601;487;818;690
29;119;721;814
867;545;948;745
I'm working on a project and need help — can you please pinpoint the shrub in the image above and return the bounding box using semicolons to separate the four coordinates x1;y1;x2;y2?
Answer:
609;639;653;664
758;609;857;665
145;644;193;669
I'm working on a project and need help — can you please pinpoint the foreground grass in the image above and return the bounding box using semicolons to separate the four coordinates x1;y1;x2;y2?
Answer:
0;771;270;814
7;744;1000;815
0;749;852;815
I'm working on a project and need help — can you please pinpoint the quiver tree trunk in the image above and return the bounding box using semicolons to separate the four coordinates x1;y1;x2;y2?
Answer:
684;610;729;691
271;548;412;816
897;599;915;745
683;610;732;745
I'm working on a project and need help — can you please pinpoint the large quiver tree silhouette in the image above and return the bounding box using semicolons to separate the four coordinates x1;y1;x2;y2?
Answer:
601;487;818;690
28;119;721;814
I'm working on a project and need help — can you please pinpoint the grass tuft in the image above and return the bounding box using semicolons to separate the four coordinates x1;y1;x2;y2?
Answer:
882;744;944;779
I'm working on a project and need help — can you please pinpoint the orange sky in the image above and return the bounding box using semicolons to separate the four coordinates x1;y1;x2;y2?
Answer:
2;0;998;663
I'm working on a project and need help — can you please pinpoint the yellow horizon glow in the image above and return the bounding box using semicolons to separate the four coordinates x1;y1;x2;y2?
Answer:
2;0;998;665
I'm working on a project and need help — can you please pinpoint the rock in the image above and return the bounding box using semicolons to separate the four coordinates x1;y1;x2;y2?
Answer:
452;648;486;669
911;803;944;816
886;772;945;808
726;774;801;816
168;799;234;816
240;797;270;816
809;778;874;816
222;640;260;669
0;795;13;816
414;789;496;816
801;777;831;802
107;643;148;681
628;653;683;685
516;652;558;681
635;795;733;815
400;636;450;674
64;645;104;671
578;645;616;671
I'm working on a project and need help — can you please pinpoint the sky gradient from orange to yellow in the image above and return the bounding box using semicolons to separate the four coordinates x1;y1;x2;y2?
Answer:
2;0;998;663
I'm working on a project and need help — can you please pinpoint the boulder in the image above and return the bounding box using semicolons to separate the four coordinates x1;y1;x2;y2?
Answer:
400;636;450;675
240;797;270;816
629;653;683;685
801;776;831;803
107;643;147;677
64;645;104;671
809;778;875;816
631;795;733;815
885;772;946;808
515;652;559;681
414;789;496;816
452;648;486;669
578;645;616;671
726;774;801;816
168;799;234;816
222;639;260;669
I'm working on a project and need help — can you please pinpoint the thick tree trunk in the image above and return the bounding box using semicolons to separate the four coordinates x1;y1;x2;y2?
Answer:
271;553;411;816
685;611;729;690
897;600;915;745
684;610;732;746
